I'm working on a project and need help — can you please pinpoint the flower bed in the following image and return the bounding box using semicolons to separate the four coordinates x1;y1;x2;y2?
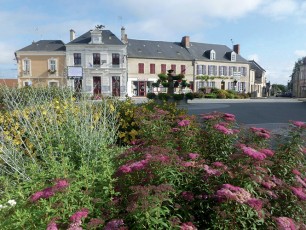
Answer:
0;88;305;229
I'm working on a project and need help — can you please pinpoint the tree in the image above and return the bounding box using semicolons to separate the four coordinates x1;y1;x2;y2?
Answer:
153;70;188;95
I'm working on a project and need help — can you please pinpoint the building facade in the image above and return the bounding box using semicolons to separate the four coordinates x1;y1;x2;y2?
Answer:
292;57;306;98
65;26;127;96
15;40;66;87
15;26;268;98
249;60;266;97
124;29;254;97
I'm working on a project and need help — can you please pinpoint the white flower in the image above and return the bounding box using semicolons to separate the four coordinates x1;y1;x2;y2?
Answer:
7;200;16;206
0;204;7;209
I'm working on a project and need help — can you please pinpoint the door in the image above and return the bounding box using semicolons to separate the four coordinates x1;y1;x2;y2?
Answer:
138;81;146;96
74;79;82;92
221;81;225;90
112;76;120;96
93;76;101;95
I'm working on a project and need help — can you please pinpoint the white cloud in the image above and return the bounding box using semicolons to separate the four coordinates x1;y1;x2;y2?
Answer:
248;54;260;62
261;0;298;20
294;50;306;58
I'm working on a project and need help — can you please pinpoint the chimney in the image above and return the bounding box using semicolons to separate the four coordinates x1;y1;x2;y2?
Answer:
121;26;128;44
70;29;75;41
233;44;240;54
181;36;190;48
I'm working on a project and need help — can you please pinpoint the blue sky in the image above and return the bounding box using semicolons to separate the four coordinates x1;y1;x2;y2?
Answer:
1;0;306;85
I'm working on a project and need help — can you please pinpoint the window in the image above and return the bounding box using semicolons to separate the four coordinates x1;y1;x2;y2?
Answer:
231;52;236;61
138;63;144;74
93;53;100;66
23;80;32;86
219;66;228;76
181;65;186;74
48;59;57;74
208;65;217;76
48;81;59;87
197;65;206;75
238;82;246;92
23;59;30;75
74;53;81;65
150;64;155;74
171;64;176;73
161;64;166;73
112;53;120;66
210;50;216;60
241;67;247;76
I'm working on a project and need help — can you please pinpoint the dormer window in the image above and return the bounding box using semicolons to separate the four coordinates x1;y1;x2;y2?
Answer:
90;27;103;44
210;50;216;60
231;52;236;62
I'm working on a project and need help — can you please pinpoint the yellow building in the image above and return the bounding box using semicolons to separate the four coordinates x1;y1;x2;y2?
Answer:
15;40;66;87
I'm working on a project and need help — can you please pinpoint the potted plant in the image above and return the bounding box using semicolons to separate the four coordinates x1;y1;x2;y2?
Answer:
48;69;56;74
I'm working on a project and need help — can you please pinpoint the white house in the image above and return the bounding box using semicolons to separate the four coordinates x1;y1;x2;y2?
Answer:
65;26;127;97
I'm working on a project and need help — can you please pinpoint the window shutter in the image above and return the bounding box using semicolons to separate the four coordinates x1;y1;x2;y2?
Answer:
197;65;202;75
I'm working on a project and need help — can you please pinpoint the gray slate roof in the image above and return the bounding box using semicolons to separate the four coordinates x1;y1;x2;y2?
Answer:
127;39;192;60
17;40;66;52
127;39;249;63
67;30;124;45
249;60;266;72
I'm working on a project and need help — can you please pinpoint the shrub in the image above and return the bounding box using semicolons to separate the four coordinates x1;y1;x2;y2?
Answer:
158;93;171;101
146;92;157;99
216;89;227;99
193;91;205;98
185;92;195;100
204;93;217;98
172;93;184;101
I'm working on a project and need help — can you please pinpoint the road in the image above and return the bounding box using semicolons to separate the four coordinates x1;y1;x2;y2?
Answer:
184;97;306;133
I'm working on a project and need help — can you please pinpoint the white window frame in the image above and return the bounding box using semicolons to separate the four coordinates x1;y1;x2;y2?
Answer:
23;80;32;87
48;80;59;87
210;50;216;60
48;58;57;75
231;52;236;62
23;58;31;75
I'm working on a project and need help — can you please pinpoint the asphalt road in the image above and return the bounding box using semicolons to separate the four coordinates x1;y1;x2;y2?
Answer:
185;97;306;132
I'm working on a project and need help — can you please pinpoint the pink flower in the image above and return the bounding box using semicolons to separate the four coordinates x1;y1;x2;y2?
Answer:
54;179;69;191
261;181;276;189
201;115;216;120
182;161;195;167
275;217;296;230
188;153;199;160
69;208;89;223
118;165;132;174
250;127;271;139
104;219;124;230
130;159;148;171
239;144;267;160
180;222;197;230
290;120;306;128
292;169;301;176
30;191;44;202
178;119;191;127
172;127;180;132
212;162;223;167
246;198;263;212
214;124;234;135
203;164;221;176
295;175;306;188
291;187;306;200
46;219;58;230
260;149;274;157
181;191;194;201
41;187;55;199
216;184;251;204
223;113;236;121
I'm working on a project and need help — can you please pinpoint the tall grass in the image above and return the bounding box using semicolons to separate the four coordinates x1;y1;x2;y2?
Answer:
0;86;123;229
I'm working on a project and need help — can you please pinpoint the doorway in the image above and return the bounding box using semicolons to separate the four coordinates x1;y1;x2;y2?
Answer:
112;76;120;96
74;79;82;92
93;76;101;95
138;81;146;96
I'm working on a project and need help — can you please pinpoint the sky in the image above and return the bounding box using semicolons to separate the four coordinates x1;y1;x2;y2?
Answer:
1;0;306;85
